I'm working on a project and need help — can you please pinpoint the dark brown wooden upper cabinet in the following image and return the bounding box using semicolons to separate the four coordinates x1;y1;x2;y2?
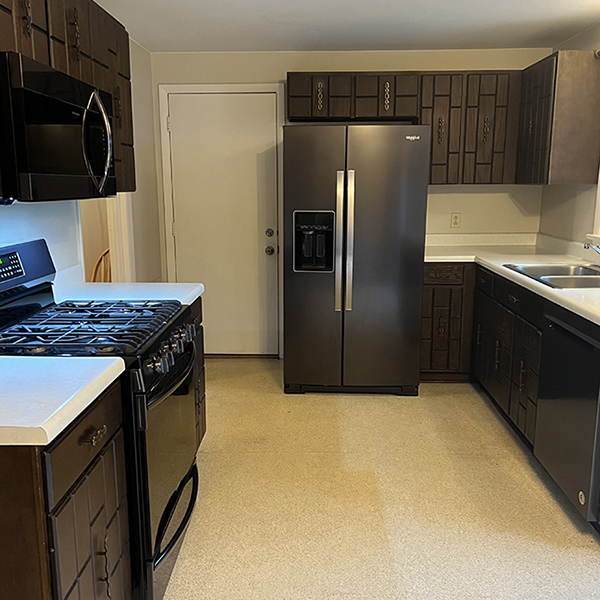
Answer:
516;51;600;185
421;73;464;184
462;71;521;184
114;21;130;78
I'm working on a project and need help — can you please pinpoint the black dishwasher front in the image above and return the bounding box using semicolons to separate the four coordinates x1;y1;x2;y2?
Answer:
535;304;600;522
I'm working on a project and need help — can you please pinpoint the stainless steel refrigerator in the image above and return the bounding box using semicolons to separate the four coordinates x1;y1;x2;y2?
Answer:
284;124;431;395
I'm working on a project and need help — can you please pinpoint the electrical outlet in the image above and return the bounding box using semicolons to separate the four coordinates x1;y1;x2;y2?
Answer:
451;212;461;229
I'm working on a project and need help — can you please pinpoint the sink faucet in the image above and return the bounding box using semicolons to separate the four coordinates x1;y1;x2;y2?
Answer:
584;243;600;257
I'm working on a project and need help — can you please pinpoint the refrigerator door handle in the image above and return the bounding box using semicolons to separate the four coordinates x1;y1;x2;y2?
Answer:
345;170;356;311
335;170;345;311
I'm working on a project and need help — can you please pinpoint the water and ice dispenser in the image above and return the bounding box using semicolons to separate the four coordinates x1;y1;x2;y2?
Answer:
293;211;335;272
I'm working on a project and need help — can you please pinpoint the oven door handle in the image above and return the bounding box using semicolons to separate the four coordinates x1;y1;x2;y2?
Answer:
146;342;196;410
153;462;199;569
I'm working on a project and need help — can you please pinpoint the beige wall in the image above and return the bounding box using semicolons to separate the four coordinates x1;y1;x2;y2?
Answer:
538;24;600;244
80;199;109;280
426;186;542;234
151;48;550;85
129;40;162;281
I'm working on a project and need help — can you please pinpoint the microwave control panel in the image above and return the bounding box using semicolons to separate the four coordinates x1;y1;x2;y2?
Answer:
0;252;25;282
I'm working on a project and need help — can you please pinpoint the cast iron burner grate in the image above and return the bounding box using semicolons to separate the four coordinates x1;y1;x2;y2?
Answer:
0;300;182;355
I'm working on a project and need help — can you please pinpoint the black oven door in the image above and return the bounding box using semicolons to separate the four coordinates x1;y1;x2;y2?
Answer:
144;341;200;600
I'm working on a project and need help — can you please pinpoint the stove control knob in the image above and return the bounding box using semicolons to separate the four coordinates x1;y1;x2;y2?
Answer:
171;330;185;353
163;350;175;366
184;324;195;342
156;355;170;374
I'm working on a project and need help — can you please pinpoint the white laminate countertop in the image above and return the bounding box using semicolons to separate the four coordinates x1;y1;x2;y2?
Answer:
0;357;124;446
52;266;205;305
426;244;600;328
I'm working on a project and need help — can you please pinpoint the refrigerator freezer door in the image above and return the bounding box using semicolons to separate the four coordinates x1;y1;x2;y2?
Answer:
343;125;430;387
284;125;347;387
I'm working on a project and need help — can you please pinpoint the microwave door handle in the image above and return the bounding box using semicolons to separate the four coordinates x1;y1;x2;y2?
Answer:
81;92;100;191
81;90;113;193
96;91;113;194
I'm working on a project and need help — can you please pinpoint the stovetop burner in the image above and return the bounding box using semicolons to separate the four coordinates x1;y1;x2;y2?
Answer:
0;300;182;355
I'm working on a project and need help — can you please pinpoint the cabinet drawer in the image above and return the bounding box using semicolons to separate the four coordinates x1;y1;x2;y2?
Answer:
475;266;494;296
424;263;464;285
44;381;122;510
493;275;543;326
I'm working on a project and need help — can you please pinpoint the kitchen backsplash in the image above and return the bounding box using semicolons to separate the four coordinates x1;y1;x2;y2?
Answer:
0;201;82;272
425;186;542;236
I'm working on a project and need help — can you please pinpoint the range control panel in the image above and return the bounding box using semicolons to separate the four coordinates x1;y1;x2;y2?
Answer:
0;252;25;282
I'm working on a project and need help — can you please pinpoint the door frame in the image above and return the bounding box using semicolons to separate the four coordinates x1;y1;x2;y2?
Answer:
158;83;285;356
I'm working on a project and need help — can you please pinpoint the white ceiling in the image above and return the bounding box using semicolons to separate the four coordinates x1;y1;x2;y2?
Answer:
98;0;600;53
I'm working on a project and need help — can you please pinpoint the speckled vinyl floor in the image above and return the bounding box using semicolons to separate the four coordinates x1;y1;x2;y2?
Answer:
164;358;600;600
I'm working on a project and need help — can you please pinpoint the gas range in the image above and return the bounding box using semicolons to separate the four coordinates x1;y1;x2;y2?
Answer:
0;239;205;600
0;299;183;356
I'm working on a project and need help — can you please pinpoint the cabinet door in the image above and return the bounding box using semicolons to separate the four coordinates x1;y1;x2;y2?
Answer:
394;74;419;120
516;55;556;184
328;74;351;118
463;72;520;184
421;263;474;378
0;6;17;52
421;74;464;184
354;75;378;118
49;430;131;600
287;73;312;119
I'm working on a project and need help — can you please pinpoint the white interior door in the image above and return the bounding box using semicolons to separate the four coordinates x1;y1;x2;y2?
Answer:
167;92;279;354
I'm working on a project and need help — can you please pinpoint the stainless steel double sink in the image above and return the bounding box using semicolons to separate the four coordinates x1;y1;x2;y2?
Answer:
504;264;600;289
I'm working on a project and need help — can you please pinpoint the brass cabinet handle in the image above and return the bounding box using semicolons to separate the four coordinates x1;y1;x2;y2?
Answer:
383;80;391;112
519;360;526;392
22;0;32;37
494;340;500;370
482;115;491;144
438;316;447;338
316;81;324;112
437;116;445;145
72;8;81;61
476;324;482;346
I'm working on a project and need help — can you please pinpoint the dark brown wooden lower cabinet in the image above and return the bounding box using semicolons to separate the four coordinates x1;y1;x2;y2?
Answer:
420;262;475;381
472;266;541;443
0;381;131;600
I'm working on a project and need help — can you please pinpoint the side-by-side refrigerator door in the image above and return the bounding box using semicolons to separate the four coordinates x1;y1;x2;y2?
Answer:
283;125;346;387
343;125;430;387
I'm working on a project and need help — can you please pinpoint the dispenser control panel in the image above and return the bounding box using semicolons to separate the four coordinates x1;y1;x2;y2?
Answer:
293;211;335;272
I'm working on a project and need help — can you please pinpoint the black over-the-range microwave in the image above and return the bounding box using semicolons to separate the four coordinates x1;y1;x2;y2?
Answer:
0;52;116;204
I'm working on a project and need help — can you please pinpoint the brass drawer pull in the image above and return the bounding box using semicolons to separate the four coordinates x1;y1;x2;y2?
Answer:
81;424;108;447
508;294;519;304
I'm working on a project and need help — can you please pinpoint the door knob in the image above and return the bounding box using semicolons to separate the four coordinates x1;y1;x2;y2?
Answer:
265;228;274;237
265;246;275;255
